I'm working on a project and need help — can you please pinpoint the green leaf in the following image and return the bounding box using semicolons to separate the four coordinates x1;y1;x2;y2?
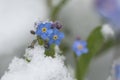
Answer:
76;26;105;80
95;39;115;57
25;58;31;62
37;36;44;45
96;38;120;57
37;36;55;57
45;44;55;57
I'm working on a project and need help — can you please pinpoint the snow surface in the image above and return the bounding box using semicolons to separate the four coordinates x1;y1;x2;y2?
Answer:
1;45;74;80
0;0;48;77
101;24;115;40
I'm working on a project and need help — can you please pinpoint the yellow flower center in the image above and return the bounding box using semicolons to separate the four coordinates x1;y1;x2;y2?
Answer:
53;35;58;40
42;27;47;32
78;45;83;50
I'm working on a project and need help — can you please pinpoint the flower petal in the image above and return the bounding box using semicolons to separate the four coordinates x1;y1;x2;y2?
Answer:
76;50;82;56
35;30;40;35
49;39;54;45
55;40;61;45
53;28;59;33
45;23;52;29
82;48;88;53
47;29;53;35
41;34;48;40
38;23;44;29
80;40;87;46
59;32;64;39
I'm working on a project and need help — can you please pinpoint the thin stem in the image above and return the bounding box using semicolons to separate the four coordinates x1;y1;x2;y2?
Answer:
47;0;53;9
50;0;69;21
28;39;37;48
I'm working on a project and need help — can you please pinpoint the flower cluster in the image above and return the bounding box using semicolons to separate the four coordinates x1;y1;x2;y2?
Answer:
35;21;88;57
72;38;88;56
35;21;64;46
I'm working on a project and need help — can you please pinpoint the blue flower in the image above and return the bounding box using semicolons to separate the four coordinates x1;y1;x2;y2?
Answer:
35;22;53;40
95;0;120;21
72;40;88;56
48;29;64;45
115;64;120;79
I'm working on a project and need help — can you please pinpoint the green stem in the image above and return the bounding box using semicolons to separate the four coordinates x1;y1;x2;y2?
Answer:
50;0;68;21
37;36;55;57
47;0;53;9
76;56;92;80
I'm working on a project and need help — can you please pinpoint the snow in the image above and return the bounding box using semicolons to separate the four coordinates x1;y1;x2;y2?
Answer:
0;0;48;76
101;24;115;40
1;45;74;80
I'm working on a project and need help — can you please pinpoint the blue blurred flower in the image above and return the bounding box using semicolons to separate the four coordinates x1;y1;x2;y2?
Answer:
72;40;88;56
35;22;53;40
115;64;120;80
95;0;120;21
48;29;64;45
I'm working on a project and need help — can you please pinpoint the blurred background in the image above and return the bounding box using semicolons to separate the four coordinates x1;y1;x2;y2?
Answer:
0;0;115;80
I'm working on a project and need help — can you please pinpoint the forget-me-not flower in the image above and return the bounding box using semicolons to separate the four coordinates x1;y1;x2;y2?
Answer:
95;0;120;21
72;40;88;56
95;0;120;33
114;64;120;80
35;22;53;40
95;0;120;26
48;29;64;45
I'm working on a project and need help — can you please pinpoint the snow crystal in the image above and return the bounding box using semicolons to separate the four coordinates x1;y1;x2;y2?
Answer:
101;24;115;40
1;45;74;80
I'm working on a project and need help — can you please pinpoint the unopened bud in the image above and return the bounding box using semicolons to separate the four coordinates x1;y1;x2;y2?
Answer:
30;30;35;35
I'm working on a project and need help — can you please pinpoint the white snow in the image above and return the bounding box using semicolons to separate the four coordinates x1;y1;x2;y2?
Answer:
101;24;115;40
0;0;48;77
1;45;74;80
